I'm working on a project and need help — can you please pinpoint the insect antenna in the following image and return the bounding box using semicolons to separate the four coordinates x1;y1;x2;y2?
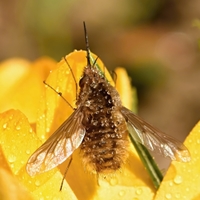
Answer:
59;157;73;191
43;80;74;110
83;21;91;67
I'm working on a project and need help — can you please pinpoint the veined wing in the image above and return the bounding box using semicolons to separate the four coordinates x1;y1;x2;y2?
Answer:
26;108;85;176
121;106;190;162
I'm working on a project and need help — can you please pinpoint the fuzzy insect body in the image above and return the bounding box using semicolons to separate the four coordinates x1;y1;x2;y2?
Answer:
78;66;129;173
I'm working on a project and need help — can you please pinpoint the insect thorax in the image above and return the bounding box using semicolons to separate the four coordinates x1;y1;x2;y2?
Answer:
77;66;129;173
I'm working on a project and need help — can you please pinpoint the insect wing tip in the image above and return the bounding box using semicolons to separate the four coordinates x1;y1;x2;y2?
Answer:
26;163;38;177
175;148;191;162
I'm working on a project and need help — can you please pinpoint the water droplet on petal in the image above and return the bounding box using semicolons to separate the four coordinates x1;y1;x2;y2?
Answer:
165;193;172;199
21;160;25;165
186;187;190;192
46;127;50;133
8;154;16;163
136;188;143;195
16;125;21;130
26;150;31;155
35;180;41;187
118;190;125;196
2;123;7;129
169;181;173;186
174;175;182;184
194;150;198;155
109;177;118;186
188;139;192;143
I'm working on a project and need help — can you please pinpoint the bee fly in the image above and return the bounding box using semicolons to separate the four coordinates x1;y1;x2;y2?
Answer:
26;22;190;189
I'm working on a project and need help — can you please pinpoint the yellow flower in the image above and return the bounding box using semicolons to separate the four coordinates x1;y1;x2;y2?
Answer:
0;50;199;200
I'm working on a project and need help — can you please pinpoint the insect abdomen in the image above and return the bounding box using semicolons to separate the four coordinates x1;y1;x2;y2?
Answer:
81;109;129;173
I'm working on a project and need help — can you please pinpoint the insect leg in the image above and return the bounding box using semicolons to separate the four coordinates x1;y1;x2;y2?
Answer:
43;80;74;110
59;156;73;191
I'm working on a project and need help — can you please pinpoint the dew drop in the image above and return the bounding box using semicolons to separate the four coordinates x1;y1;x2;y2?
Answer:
26;150;31;155
46;127;50;133
109;177;118;186
197;139;200;144
8;154;17;163
108;99;112;104
41;135;45;140
194;150;198;155
16;125;21;130
21;160;25;165
39;114;45;120
65;70;70;75
85;100;91;107
165;193;172;199
29;128;33;133
136;188;143;195
92;121;98;126
114;121;120;126
174;175;182;184
55;86;60;92
35;180;41;187
188;139;192;143
2;123;7;129
118;190;125;197
169;181;173;187
10;163;14;169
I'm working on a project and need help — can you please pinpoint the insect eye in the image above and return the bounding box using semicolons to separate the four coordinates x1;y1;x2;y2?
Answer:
79;76;89;87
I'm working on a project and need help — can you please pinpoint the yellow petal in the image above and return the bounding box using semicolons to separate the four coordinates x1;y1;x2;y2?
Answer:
0;109;39;174
0;57;57;123
155;121;200;199
0;58;31;101
0;167;33;200
115;67;137;112
0;113;34;200
30;171;77;200
0;109;77;199
0;145;12;173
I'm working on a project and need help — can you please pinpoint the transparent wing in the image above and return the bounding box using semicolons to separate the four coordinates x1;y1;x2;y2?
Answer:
26;108;85;176
121;106;190;162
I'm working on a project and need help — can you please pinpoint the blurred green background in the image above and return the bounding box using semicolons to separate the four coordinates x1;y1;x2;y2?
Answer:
0;0;200;158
